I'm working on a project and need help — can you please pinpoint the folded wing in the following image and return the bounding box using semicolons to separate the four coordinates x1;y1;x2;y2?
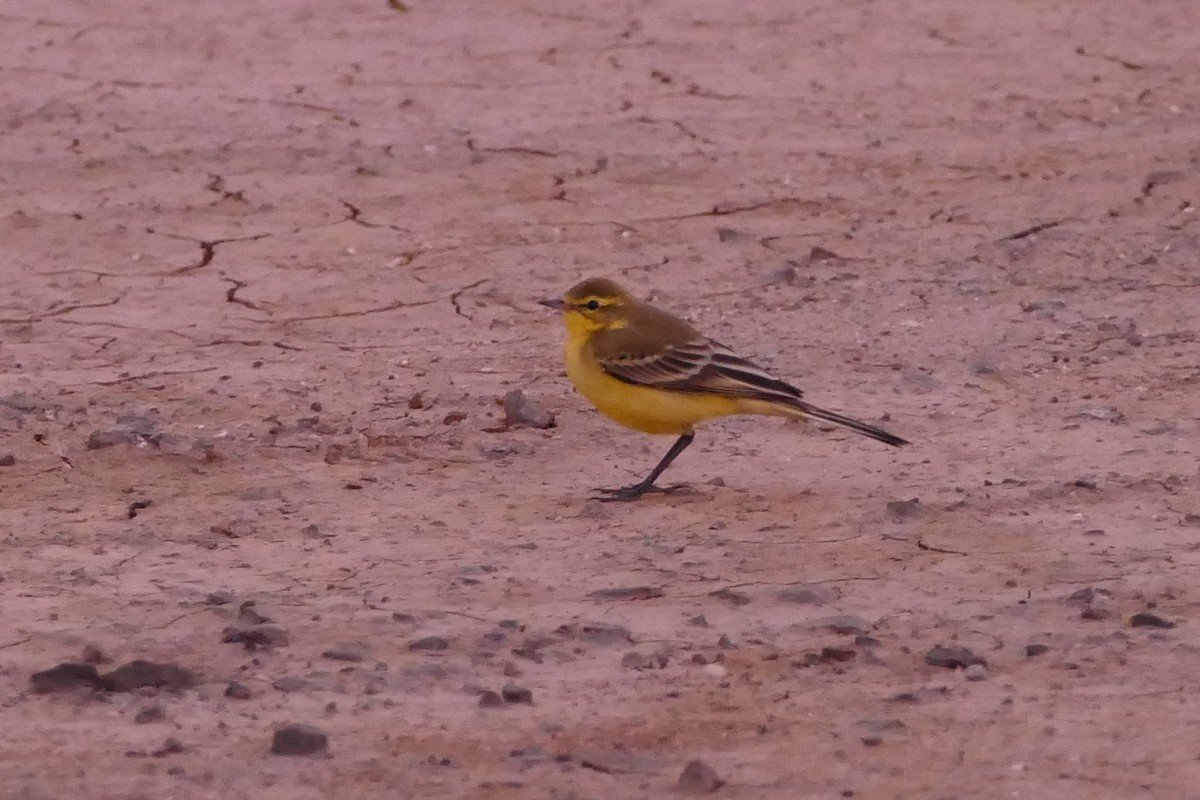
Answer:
600;336;805;404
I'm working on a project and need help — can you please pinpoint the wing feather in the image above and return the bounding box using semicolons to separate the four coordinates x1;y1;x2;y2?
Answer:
599;335;804;403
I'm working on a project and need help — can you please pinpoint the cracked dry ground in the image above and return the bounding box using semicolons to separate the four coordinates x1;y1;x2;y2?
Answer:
2;1;1199;799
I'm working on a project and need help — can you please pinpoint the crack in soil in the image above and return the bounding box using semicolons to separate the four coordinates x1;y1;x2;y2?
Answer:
450;278;488;319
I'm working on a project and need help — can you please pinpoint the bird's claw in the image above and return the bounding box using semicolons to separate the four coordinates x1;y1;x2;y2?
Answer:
590;482;697;503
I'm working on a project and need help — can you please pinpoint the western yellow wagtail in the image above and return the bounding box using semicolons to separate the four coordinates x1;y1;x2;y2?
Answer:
540;277;908;501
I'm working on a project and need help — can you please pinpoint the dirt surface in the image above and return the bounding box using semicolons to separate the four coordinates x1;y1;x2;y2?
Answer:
2;1;1200;798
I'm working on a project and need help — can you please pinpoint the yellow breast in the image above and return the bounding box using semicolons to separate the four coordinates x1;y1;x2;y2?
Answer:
563;330;740;435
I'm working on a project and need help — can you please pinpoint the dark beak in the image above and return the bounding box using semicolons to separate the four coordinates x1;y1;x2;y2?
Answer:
538;298;566;310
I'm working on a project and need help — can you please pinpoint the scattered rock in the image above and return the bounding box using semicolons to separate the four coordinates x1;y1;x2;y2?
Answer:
687;614;710;628
1068;587;1111;604
409;635;450;652
1024;643;1050;658
152;737;186;757
81;643;112;665
501;683;533;704
99;660;197;692
764;263;808;286
775;584;841;605
0;453;14;466
860;735;883;747
271;724;329;756
30;662;101;694
501;390;555;429
717;227;746;242
963;664;988;681
808;615;870;635
621;651;668;670
708;587;751;606
237;601;272;624
1080;606;1111;621
677;759;723;793
555;622;631;646
322;643;367;662
1074;406;1124;424
819;646;857;663
478;690;504;707
225;681;253;699
134;706;166;724
204;591;234;606
588;586;664;601
924;645;985;670
272;676;309;693
1130;611;1175;629
885;498;922;522
221;625;289;649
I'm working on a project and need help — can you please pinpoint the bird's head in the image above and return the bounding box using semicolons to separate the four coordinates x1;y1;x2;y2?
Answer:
539;277;632;333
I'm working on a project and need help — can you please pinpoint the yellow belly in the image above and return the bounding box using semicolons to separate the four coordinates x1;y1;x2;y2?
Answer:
564;339;742;435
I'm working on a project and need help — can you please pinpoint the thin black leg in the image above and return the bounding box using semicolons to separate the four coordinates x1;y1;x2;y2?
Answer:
594;432;695;502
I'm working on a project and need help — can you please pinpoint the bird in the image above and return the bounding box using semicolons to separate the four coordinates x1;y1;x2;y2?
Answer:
539;277;908;501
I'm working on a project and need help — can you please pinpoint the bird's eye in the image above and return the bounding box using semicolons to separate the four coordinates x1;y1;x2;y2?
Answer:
585;299;600;311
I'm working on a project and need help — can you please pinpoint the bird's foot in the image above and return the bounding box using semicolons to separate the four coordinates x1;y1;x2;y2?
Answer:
591;481;697;503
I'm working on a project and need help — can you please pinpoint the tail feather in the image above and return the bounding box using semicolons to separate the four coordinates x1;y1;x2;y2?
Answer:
788;400;908;447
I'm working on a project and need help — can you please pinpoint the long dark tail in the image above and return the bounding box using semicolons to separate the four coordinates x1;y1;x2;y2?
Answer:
790;400;908;447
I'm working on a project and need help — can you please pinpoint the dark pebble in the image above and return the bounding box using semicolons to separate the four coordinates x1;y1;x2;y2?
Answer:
1130;611;1175;629
554;622;631;645
820;646;857;663
708;588;751;606
100;660;197;692
272;676;308;693
0;453;15;466
152;737;186;757
809;615;870;635
81;644;111;665
30;662;101;694
885;498;922;522
501;683;533;704
408;636;450;651
134;706;166;724
1024;643;1050;657
587;586;664;601
478;690;504;707
271;724;329;756
225;681;253;699
322;644;366;662
924;645;985;669
237;602;272;625
205;591;234;606
221;624;289;649
677;759;723;793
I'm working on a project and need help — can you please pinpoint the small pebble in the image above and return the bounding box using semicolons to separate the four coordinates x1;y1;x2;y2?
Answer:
271;724;329;756
225;681;253;699
501;683;533;704
677;759;723;793
134;706;166;724
964;664;988;681
1130;611;1175;629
